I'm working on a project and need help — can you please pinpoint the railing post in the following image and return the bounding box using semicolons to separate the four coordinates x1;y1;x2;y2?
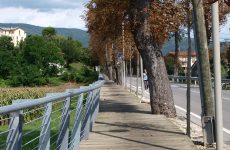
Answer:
6;101;23;150
94;89;100;123
69;94;83;150
90;89;98;132
55;90;71;150
81;90;93;140
38;102;52;150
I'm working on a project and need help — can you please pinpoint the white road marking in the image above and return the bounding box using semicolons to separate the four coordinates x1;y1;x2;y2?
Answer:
126;82;230;135
223;97;230;101
175;105;230;135
175;105;201;119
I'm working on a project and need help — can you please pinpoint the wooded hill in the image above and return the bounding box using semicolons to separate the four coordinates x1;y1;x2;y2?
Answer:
0;23;89;48
0;23;227;55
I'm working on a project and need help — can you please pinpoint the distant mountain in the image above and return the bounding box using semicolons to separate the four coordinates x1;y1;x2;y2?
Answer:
1;23;228;53
0;23;89;47
161;37;228;55
161;37;195;55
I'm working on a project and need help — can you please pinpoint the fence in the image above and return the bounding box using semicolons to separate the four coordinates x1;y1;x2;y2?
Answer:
124;75;230;102
168;75;230;87
0;79;104;150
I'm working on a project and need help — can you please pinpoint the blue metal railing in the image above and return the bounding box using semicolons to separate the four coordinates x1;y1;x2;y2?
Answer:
0;79;104;150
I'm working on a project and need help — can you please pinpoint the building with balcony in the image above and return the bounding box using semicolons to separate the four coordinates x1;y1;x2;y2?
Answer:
0;27;26;46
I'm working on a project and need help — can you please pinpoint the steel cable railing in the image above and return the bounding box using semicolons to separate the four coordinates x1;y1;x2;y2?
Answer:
0;78;104;150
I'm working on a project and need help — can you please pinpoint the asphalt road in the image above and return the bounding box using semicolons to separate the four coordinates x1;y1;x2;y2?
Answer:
125;77;230;144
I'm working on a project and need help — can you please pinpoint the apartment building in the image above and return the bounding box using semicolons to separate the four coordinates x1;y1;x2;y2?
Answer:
0;27;26;46
166;51;197;73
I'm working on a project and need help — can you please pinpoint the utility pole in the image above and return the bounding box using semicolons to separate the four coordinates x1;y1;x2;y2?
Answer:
191;0;215;146
212;1;224;149
186;0;192;138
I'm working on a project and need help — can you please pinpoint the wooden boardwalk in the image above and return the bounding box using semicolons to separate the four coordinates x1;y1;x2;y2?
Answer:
80;81;197;150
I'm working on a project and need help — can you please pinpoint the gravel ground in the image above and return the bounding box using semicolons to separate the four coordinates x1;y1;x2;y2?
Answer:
168;116;230;150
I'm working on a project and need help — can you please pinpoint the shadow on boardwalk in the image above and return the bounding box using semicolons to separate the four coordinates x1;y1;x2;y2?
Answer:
80;81;197;150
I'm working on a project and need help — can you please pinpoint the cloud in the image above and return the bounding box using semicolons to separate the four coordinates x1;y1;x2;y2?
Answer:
0;0;89;11
0;7;87;30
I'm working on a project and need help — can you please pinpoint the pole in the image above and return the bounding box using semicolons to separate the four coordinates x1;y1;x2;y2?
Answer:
140;56;144;100
212;2;223;149
130;56;132;92
136;53;140;96
192;0;215;145
186;0;191;137
125;61;127;88
122;21;125;87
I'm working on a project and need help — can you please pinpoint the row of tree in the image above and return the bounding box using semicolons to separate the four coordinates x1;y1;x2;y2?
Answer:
85;0;230;118
0;27;94;86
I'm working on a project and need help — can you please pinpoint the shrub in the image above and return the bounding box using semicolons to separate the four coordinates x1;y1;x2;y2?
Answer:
0;79;8;87
61;65;98;84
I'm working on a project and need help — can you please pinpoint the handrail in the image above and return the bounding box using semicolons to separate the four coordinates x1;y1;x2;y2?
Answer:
0;78;105;150
0;80;104;115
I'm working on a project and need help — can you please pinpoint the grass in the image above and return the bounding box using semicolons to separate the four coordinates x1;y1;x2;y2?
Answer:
0;94;87;150
0;67;98;149
69;62;84;70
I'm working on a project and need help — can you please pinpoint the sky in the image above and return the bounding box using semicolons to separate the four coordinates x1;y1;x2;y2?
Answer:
0;0;229;39
0;0;90;30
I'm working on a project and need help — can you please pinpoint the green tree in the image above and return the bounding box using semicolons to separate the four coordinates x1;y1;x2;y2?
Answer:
60;37;82;67
42;27;57;40
0;36;14;51
22;35;64;77
0;36;15;79
164;56;174;75
226;47;230;78
79;48;91;65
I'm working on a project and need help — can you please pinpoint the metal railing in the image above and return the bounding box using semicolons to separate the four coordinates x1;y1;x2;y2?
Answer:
168;75;230;86
0;79;104;150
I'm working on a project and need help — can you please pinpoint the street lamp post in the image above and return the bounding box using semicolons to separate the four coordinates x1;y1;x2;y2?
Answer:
212;2;224;149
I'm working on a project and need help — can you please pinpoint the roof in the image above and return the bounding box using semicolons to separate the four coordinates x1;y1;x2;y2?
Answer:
167;51;196;57
0;27;19;31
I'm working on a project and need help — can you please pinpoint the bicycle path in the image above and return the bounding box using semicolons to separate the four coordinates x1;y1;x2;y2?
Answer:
80;81;197;150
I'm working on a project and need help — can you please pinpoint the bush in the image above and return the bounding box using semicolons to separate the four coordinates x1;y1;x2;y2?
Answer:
61;65;98;84
48;77;65;86
0;79;8;87
9;65;48;87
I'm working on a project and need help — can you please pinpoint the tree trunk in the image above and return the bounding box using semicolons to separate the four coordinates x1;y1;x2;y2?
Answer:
105;44;113;80
174;31;180;76
129;0;176;117
192;0;214;117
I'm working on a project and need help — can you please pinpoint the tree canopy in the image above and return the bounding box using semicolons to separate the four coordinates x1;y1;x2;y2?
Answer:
0;27;95;86
85;0;230;117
